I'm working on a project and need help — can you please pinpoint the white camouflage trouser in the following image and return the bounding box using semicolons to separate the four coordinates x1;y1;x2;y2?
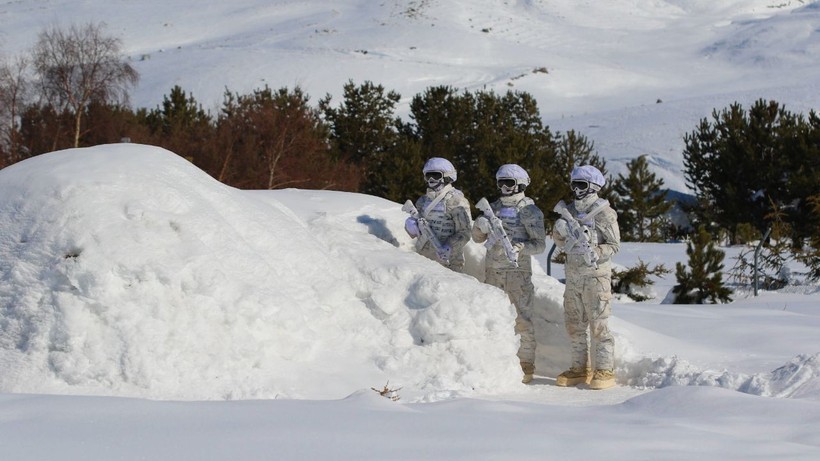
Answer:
418;242;465;272
485;270;536;365
563;274;614;371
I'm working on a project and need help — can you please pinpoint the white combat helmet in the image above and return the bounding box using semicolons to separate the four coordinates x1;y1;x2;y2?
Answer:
570;165;605;199
423;157;457;190
496;163;530;195
423;157;457;181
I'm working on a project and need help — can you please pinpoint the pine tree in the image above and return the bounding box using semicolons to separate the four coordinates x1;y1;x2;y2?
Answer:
409;85;475;163
320;80;402;197
672;226;733;304
612;155;672;241
683;99;817;243
145;85;211;137
796;194;820;281
407;86;598;215
612;259;670;301
787;110;820;245
469;89;557;206
141;85;214;164
381;129;425;203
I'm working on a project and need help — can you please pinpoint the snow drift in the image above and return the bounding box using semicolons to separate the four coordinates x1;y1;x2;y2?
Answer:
1;144;818;403
0;144;523;400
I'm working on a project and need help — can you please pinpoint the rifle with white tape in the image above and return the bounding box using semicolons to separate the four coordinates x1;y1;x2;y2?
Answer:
475;197;519;267
402;200;450;263
553;200;607;268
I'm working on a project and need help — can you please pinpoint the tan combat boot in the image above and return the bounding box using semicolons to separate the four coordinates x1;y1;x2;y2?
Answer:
589;369;616;390
555;367;591;387
521;362;535;384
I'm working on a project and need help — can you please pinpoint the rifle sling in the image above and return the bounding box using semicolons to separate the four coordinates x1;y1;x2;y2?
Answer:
422;184;453;218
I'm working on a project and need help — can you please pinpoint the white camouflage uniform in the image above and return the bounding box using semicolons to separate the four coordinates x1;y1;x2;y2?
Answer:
552;167;621;372
413;186;472;272
405;158;472;272
472;165;546;372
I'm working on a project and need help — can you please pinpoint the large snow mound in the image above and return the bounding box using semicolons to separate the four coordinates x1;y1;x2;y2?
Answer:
0;144;522;400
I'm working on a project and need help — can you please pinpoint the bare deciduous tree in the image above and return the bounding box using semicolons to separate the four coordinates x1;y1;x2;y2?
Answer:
0;54;30;165
32;22;139;148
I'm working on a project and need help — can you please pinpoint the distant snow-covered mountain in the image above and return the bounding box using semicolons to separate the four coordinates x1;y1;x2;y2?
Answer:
1;0;818;194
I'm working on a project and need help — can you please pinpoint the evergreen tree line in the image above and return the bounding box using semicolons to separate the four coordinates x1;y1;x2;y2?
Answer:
683;99;820;281
0;22;607;226
684;100;820;245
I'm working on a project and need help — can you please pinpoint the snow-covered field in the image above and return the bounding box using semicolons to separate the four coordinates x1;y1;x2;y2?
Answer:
1;1;819;459
1;145;818;460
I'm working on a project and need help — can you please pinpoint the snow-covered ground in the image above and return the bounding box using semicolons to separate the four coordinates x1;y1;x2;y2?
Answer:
1;145;819;459
1;1;820;459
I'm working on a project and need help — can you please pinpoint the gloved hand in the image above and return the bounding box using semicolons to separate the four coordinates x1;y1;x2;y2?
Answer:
404;217;420;238
512;242;525;261
436;245;452;263
474;216;491;234
554;219;570;238
578;212;597;229
568;225;593;253
572;239;594;257
585;246;600;268
563;233;578;251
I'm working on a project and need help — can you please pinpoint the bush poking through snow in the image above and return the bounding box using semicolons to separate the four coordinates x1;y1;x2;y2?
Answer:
612;259;670;301
672;226;733;304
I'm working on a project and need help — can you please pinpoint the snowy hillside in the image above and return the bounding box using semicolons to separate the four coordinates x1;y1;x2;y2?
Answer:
2;0;819;193
2;2;820;459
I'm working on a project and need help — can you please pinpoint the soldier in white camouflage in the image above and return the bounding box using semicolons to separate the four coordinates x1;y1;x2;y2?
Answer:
472;164;546;384
552;165;621;390
404;157;472;272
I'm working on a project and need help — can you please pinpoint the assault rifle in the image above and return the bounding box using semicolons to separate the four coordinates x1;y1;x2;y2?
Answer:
553;200;607;268
475;197;519;267
402;200;450;263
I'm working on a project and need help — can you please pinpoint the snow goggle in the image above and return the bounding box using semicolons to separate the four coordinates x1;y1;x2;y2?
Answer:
497;178;517;189
571;180;590;192
424;171;444;181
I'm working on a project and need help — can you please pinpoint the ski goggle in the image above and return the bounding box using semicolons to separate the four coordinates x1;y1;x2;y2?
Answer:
424;171;444;181
497;178;517;189
571;180;590;192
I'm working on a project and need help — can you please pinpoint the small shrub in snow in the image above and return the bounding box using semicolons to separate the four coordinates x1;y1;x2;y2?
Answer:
672;226;733;304
612;259;670;301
